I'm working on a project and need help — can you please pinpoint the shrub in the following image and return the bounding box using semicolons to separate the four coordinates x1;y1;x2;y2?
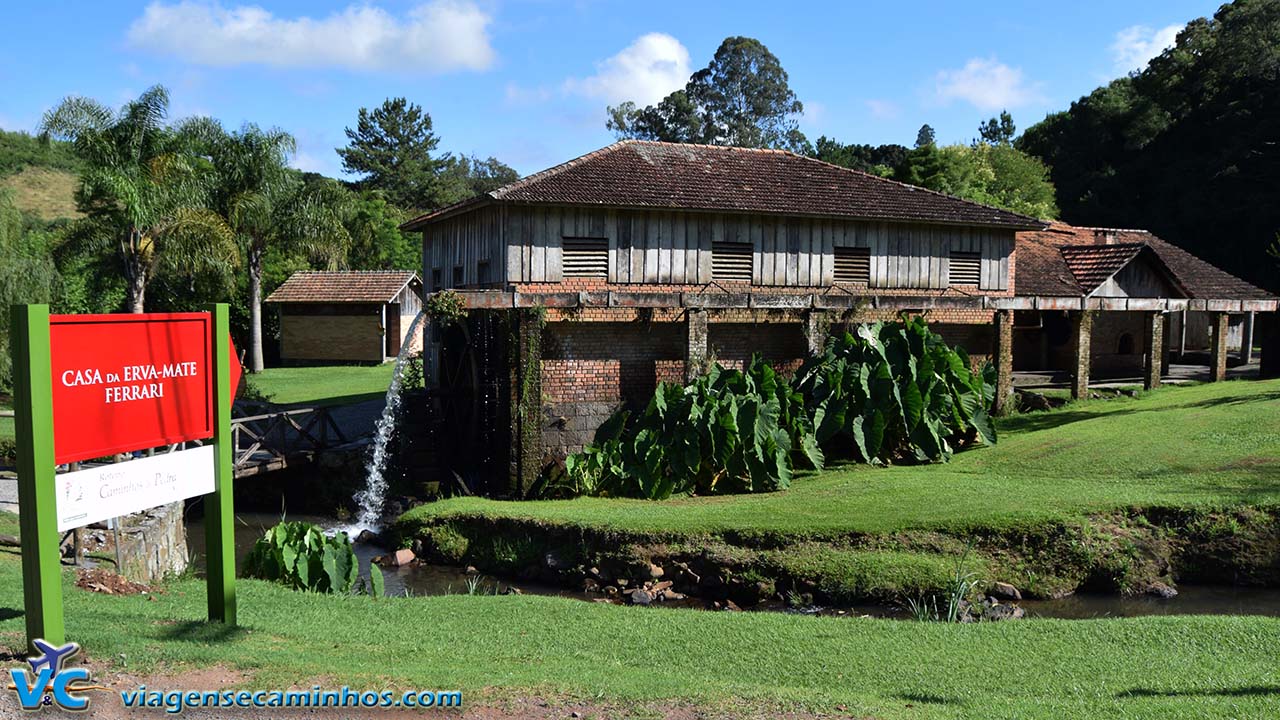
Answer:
793;316;996;463
243;521;382;596
565;357;821;499
563;317;997;499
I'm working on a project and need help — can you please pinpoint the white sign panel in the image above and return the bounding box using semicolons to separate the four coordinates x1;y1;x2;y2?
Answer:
56;445;215;531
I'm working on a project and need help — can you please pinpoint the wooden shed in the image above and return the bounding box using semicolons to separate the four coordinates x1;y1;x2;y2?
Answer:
266;271;423;363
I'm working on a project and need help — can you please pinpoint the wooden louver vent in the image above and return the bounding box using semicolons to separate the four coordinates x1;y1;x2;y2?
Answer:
562;237;608;278
833;246;871;284
949;251;981;286
712;242;752;282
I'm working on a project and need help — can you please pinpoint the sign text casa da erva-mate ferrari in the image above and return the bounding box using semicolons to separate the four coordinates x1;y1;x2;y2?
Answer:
12;304;240;649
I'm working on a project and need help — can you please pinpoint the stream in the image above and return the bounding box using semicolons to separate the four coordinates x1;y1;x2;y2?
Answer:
186;512;1280;619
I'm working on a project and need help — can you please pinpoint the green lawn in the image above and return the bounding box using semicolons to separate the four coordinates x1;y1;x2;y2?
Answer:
246;364;396;406
0;522;1277;718
402;379;1280;536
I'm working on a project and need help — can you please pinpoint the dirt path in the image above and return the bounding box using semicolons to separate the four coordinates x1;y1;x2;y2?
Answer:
1;662;855;719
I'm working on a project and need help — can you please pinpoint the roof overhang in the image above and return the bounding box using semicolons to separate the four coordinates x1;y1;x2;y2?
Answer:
432;290;1277;313
401;197;1047;233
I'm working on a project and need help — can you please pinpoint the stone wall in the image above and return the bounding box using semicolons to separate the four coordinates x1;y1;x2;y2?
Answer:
116;501;187;584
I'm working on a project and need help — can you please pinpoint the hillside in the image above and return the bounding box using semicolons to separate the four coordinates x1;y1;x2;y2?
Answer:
0;129;81;221
0;165;80;221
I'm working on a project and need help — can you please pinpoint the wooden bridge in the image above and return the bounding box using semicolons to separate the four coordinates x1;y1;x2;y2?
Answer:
228;402;364;477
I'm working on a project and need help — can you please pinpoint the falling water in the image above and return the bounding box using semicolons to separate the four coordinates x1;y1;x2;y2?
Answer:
351;309;428;532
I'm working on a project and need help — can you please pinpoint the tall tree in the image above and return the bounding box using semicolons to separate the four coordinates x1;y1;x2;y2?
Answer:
344;190;419;272
192;120;350;372
895;143;1058;220
39;85;237;313
914;124;936;148
607;37;808;151
978;111;1017;145
337;98;453;211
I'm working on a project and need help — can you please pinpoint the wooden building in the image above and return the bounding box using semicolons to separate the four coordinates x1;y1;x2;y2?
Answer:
401;140;1279;497
266;271;423;364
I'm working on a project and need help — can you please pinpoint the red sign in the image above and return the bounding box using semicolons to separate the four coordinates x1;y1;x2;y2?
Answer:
48;313;240;464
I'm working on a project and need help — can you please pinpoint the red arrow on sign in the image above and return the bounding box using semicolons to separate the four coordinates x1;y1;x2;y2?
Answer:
228;334;243;403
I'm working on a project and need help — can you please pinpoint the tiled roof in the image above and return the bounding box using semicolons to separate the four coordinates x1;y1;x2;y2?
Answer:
403;140;1045;230
1059;243;1146;294
1016;223;1273;300
265;271;420;303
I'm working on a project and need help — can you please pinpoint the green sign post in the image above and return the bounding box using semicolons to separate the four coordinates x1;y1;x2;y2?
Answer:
205;303;237;625
9;303;237;650
12;304;64;647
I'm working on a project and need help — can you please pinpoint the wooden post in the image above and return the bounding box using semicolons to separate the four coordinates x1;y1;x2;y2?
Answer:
11;304;64;649
1070;310;1092;400
1143;312;1164;391
1209;311;1229;382
1242;311;1255;364
992;310;1014;415
205;303;236;625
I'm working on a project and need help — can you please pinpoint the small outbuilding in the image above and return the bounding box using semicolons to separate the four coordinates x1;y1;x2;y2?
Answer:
265;270;423;364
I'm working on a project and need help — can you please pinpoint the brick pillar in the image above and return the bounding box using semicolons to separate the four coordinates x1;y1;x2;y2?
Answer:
804;310;829;356
1260;312;1280;379
1209;311;1229;382
1070;310;1092;400
685;308;708;383
1143;311;1164;390
993;309;1014;415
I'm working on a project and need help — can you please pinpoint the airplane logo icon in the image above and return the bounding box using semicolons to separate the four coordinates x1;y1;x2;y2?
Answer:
28;639;81;677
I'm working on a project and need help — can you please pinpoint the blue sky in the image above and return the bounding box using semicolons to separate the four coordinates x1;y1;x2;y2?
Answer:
0;1;1218;179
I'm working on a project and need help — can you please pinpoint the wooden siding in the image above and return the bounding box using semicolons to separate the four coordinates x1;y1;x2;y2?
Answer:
424;206;505;290
427;206;1014;291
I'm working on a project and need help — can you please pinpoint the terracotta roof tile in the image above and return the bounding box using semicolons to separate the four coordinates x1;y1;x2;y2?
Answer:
404;140;1045;230
265;271;420;303
1016;223;1274;300
1059;243;1146;294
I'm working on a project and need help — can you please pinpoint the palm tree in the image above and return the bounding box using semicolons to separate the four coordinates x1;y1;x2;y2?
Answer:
189;120;350;373
39;85;237;313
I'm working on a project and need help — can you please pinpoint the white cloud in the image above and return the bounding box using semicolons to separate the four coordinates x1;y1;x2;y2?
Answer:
563;33;691;105
290;150;328;174
934;57;1044;111
865;99;900;120
126;1;495;73
1111;24;1183;74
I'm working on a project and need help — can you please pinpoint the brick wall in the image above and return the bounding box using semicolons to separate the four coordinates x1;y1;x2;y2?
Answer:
280;313;383;363
534;306;1000;457
708;322;808;376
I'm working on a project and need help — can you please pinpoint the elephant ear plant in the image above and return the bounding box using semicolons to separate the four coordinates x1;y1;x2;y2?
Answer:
244;521;383;597
564;357;822;500
564;317;997;499
792;316;996;464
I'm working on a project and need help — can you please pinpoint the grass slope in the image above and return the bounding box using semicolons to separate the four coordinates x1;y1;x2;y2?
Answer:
0;166;81;221
247;364;396;406
402;379;1280;536
0;522;1277;718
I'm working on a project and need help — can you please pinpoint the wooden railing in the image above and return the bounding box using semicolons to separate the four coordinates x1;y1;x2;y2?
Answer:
229;403;350;476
